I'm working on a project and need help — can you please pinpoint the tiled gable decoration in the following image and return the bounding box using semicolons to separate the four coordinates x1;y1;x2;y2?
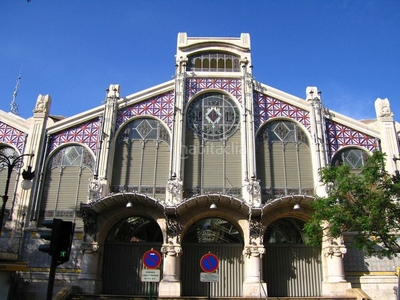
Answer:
0;121;26;152
326;120;377;158
116;91;175;130
185;78;242;103
253;92;311;132
49;118;101;153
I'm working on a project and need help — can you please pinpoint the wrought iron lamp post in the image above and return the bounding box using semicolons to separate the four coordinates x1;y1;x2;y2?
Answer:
0;152;35;229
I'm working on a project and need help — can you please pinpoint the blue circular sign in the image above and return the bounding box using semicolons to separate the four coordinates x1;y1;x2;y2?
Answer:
142;250;161;269
200;253;219;273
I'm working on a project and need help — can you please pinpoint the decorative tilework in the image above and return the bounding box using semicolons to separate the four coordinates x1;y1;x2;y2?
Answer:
253;92;311;132
0;121;26;153
49;118;100;153
116;91;174;130
185;78;242;103
326;120;377;158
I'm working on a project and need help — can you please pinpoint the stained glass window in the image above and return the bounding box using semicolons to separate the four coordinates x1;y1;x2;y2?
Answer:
187;93;239;141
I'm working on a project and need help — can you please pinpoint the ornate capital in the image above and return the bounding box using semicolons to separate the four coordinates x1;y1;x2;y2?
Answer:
81;242;100;255
324;237;347;258
161;244;182;257
243;245;266;258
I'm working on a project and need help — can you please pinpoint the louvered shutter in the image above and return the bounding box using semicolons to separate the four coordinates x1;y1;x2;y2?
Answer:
155;142;169;191
203;141;223;189
271;142;285;190
185;132;201;190
141;141;156;187
41;167;60;218
285;143;299;189
298;143;313;191
225;131;241;191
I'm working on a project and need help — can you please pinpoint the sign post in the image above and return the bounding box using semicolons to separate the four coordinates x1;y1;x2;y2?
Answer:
142;249;162;300
200;253;219;300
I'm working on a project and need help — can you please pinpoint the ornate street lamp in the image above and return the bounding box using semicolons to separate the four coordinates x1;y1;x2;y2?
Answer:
0;151;35;229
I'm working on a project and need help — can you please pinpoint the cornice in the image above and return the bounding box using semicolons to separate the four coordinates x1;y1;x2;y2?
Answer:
0;110;30;133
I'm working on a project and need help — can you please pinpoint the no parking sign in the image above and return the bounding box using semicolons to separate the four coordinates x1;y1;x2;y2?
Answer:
200;253;219;273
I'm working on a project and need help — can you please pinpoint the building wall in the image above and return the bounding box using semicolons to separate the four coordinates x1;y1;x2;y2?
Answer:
0;33;399;299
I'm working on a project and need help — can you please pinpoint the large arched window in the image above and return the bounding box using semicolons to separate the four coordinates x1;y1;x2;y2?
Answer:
40;145;95;227
256;120;313;202
184;92;241;196
183;217;242;244
112;118;170;196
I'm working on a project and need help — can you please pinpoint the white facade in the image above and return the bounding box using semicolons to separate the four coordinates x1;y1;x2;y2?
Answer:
0;33;399;299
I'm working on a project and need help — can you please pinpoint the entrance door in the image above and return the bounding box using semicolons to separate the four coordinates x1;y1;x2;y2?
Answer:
263;218;322;297
102;216;162;295
181;218;244;297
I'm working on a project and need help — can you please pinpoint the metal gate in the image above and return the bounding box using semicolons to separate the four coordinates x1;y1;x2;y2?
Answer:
264;244;322;297
102;242;161;295
181;243;243;297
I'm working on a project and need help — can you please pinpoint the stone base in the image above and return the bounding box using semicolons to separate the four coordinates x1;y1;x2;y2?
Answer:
242;281;267;298
77;277;102;294
322;281;352;297
158;280;181;297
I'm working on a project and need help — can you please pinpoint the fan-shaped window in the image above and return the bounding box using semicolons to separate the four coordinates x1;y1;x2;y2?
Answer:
264;218;306;244
112;118;170;196
184;93;241;196
106;216;162;243
183;218;242;244
331;148;368;170
187;52;240;72
256;120;313;201
41;145;95;227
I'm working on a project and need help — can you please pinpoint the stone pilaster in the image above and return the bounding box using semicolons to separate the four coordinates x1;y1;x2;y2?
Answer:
374;98;399;175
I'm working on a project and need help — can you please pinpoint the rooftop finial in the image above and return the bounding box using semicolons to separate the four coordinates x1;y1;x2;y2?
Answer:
10;68;22;116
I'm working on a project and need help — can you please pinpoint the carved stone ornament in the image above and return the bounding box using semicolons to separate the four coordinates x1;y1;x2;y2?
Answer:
88;177;102;202
324;238;347;258
375;98;393;118
243;245;266;258
161;244;182;257
80;205;98;239
81;242;100;254
33;94;50;114
167;177;183;201
246;179;261;198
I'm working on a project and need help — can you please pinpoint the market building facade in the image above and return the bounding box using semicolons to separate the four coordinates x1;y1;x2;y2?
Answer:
0;33;399;299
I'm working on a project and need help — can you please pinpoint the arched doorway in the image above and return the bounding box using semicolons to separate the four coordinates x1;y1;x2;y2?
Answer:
263;217;322;297
181;217;244;297
102;216;163;295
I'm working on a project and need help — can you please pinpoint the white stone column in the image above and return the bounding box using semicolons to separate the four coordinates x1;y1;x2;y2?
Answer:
242;245;267;298
321;236;351;296
159;244;182;297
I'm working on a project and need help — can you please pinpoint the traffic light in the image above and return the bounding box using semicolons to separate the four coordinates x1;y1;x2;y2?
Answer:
56;221;75;264
38;218;75;265
38;218;62;256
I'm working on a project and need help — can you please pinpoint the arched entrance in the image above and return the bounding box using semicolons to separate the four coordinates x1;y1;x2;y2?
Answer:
181;217;244;297
102;216;163;295
263;217;322;297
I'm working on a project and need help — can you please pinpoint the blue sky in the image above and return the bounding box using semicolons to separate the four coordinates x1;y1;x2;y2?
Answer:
1;0;399;122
